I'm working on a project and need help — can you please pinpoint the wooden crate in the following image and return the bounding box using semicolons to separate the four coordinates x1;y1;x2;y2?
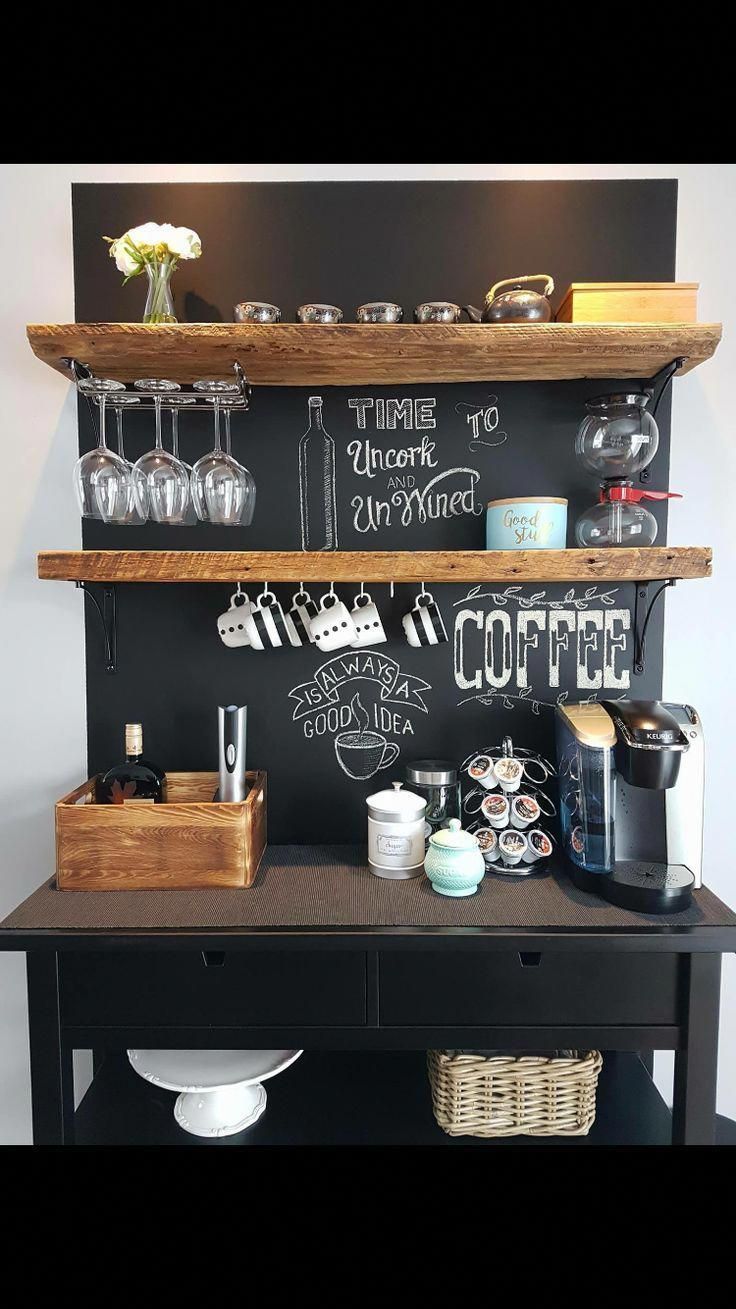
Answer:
55;771;267;891
556;282;698;324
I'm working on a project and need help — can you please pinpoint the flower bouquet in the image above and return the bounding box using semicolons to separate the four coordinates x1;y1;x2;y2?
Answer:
104;222;202;324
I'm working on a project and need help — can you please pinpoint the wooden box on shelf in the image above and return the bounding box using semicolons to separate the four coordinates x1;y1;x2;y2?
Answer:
555;283;699;324
55;771;267;891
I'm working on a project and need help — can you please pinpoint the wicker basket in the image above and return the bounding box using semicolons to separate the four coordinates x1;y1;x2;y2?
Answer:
427;1049;603;1138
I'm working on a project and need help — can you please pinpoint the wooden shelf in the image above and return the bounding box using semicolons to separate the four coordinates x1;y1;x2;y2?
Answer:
27;321;722;385
37;547;713;585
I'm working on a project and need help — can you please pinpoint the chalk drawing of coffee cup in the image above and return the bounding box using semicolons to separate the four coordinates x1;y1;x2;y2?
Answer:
334;730;400;780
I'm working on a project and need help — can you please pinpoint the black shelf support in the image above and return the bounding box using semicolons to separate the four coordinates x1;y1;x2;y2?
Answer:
633;579;676;676
640;357;687;483
76;581;117;674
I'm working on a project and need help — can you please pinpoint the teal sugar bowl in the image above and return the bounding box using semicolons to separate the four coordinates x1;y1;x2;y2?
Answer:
424;819;486;897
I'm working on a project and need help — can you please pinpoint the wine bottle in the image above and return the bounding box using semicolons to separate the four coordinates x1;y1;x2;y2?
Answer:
298;395;338;551
95;723;167;805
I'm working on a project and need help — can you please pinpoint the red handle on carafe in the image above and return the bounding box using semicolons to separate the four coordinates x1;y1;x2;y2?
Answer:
599;486;683;504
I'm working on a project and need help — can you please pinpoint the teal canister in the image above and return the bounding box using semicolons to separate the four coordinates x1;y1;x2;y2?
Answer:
424;819;486;897
486;496;568;550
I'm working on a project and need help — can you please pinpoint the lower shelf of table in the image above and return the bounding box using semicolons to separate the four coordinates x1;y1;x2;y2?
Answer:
75;1050;676;1146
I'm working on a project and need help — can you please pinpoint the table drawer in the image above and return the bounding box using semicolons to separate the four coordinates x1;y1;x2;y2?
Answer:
60;950;366;1027
379;951;680;1026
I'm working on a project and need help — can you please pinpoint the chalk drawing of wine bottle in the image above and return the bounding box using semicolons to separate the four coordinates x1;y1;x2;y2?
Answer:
299;395;338;551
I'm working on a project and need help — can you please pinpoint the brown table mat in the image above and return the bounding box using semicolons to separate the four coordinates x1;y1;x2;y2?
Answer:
2;846;735;932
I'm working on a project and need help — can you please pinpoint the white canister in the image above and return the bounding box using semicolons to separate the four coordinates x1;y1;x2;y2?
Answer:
366;781;427;880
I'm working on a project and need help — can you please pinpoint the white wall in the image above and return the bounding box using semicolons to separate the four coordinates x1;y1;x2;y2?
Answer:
0;163;733;1142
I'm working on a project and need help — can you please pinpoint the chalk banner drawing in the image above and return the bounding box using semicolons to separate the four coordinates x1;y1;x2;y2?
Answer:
288;649;432;780
453;585;632;714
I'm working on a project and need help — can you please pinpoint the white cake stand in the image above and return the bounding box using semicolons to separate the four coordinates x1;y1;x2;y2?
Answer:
127;1049;303;1138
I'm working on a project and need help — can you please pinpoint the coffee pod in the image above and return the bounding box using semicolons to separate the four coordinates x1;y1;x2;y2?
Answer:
510;794;541;830
403;591;448;647
241;590;290;650
310;590;359;652
499;830;528;867
217;591;253;648
349;591;387;648
284;589;319;648
475;826;501;864
493;756;523;793
480;793;510;830
527;829;553;863
467;754;497;790
571;825;585;857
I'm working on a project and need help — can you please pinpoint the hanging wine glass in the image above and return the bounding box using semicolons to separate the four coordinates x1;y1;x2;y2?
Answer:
190;380;252;526
107;393;146;524
73;377;133;522
168;394;198;525
131;379;191;525
220;396;256;527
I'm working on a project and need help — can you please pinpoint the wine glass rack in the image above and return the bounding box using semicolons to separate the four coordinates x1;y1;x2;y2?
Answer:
68;357;253;410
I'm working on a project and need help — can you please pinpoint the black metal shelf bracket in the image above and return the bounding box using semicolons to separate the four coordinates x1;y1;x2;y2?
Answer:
645;357;688;420
639;357;688;483
633;579;676;675
76;581;117;674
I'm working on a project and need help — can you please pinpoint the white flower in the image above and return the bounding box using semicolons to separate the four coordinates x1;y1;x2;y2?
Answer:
126;221;166;254
109;235;143;277
166;226;202;260
105;220;202;282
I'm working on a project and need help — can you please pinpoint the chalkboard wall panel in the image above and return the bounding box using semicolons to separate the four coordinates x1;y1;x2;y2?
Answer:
72;180;676;324
74;180;675;843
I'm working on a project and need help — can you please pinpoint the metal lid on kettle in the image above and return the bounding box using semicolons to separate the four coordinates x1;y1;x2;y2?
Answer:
367;781;426;823
405;759;458;787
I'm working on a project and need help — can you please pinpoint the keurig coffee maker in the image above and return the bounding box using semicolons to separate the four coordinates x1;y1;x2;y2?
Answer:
555;700;704;912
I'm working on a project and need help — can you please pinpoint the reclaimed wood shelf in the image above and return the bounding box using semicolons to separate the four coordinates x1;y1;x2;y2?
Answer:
27;321;722;385
37;547;713;585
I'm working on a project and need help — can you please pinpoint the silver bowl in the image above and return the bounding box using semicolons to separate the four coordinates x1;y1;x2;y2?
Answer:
356;301;403;323
296;303;344;324
413;301;461;324
234;301;282;323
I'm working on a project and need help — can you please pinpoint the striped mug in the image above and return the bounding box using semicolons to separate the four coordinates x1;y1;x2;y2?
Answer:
284;589;318;647
402;592;448;647
242;590;290;650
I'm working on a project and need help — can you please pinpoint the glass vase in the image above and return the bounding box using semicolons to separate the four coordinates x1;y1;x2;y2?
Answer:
143;258;177;325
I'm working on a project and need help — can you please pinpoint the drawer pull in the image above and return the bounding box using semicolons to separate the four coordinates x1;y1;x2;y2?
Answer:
518;952;542;968
202;950;226;968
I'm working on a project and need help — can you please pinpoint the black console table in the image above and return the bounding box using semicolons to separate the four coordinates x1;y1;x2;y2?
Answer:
2;846;735;1146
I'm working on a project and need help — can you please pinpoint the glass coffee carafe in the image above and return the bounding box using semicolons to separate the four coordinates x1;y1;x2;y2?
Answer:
575;392;659;481
574;390;680;547
575;481;668;548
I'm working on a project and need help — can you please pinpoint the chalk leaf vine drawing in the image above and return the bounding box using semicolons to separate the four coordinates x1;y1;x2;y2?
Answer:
459;687;626;717
454;584;619;610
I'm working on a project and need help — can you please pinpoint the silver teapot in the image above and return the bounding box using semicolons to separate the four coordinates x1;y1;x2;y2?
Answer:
464;275;555;324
